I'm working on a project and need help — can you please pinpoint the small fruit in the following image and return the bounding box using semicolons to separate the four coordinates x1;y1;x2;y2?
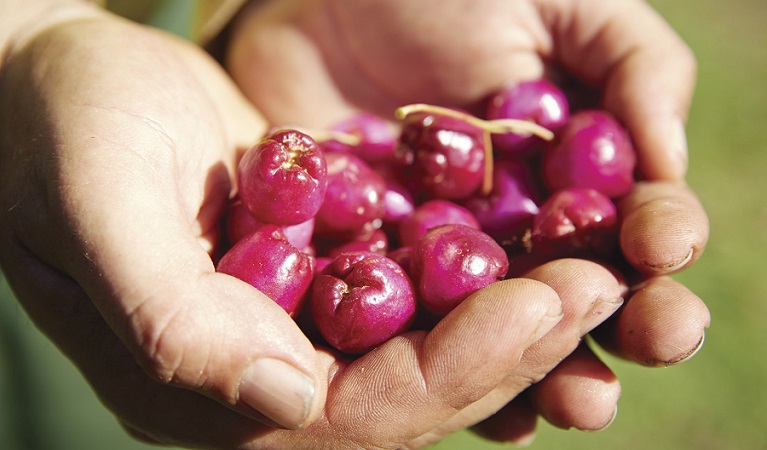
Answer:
486;79;570;155
237;129;328;225
398;199;480;248
410;224;509;316
217;225;315;317
314;152;387;238
311;251;417;354
542;110;636;198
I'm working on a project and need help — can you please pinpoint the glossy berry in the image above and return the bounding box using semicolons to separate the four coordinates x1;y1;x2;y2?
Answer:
486;79;570;155
411;224;508;316
311;251;417;354
542;110;636;198
396;111;486;200
237;129;328;225
530;187;619;259
462;158;544;241
398;199;480;248
320;113;397;164
217;225;315;317
314;152;387;238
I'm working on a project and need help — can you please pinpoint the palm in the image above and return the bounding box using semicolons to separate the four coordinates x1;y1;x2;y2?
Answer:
227;0;548;128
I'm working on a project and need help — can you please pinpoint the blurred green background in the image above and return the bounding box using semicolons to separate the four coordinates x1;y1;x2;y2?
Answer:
1;0;765;449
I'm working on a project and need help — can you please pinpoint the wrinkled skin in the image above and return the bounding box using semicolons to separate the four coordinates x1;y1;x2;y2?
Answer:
0;0;709;449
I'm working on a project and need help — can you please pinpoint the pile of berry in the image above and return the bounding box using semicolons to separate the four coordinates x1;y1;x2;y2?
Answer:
217;79;637;355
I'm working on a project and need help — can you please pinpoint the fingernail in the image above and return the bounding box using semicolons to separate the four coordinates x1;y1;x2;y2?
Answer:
589;405;618;432
510;431;537;448
238;358;315;429
670;118;689;177
667;332;706;365
579;297;624;335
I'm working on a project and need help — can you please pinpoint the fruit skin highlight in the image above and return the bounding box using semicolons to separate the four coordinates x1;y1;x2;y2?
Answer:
217;224;316;317
237;129;328;226
411;224;509;317
310;251;417;354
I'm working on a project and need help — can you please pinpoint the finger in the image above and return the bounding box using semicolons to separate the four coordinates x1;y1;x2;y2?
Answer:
590;276;710;367
0;244;273;448
226;0;362;128
406;258;625;447
536;0;697;180
326;278;563;448
618;181;709;276
67;190;325;430
470;393;538;446
530;342;620;431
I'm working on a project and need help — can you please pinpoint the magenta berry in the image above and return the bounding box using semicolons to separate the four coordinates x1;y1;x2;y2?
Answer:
462;158;544;241
542;110;636;198
398;199;480;248
396;111;486;200
486;79;570;155
530;187;619;259
226;200;315;250
311;251;417;354
373;162;417;224
217;224;315;317
320;113;397;164
386;245;413;276
314;152;387;238
237;129;328;225
411;224;509;316
325;228;389;258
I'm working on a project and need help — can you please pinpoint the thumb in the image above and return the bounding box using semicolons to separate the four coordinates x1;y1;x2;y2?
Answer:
77;171;323;430
8;125;323;432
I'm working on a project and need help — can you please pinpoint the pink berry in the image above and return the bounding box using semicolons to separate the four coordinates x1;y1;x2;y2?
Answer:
311;251;417;354
411;224;509;316
542;110;636;198
226;200;315;250
237;129;328;225
217;225;315;317
462;158;544;241
325;228;389;258
320;113;397;164
398;199;480;248
372;162;417;224
396;111;486;200
314;152;387;238
530;187;619;259
486;79;570;155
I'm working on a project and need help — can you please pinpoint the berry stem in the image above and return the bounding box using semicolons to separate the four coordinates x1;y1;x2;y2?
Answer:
395;103;554;195
394;103;555;140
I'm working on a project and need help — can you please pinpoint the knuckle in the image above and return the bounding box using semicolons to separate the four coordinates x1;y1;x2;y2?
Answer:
129;300;211;387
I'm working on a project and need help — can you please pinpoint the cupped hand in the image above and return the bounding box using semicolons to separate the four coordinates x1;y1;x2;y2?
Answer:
225;0;711;444
0;5;634;450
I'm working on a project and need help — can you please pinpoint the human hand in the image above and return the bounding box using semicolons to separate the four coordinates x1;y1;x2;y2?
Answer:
225;0;711;443
0;4;634;449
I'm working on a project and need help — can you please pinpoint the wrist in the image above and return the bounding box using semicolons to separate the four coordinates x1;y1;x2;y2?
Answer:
0;0;103;67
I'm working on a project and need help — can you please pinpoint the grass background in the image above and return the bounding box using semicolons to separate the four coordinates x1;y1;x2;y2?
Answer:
1;0;766;448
